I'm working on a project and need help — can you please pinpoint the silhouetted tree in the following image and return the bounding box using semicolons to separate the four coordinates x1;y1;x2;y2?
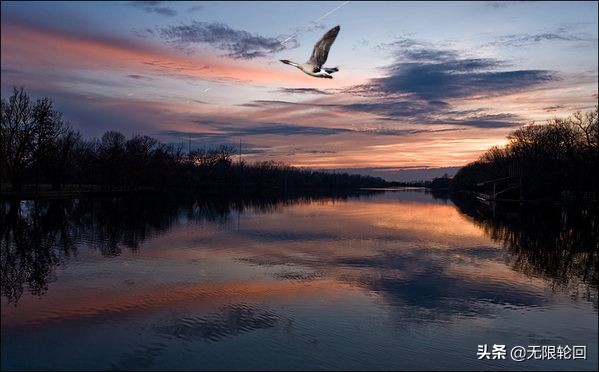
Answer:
1;87;388;195
452;107;599;199
42;128;81;190
1;87;69;191
431;174;451;189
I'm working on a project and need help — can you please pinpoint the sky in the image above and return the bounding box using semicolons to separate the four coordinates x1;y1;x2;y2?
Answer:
1;1;597;181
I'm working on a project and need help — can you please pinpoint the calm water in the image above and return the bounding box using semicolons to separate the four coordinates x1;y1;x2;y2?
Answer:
1;190;597;371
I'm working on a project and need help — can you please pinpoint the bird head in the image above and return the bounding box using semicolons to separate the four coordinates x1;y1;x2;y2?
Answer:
280;59;300;68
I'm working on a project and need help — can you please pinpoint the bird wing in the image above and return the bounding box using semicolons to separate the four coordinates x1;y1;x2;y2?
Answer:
308;25;340;68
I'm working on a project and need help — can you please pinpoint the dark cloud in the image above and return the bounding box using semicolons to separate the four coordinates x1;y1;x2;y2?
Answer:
325;40;557;128
244;99;521;129
158;21;297;59
128;1;176;17
126;74;152;80
239;100;306;108
449;114;521;129
363;127;468;135
273;147;335;157
543;104;565;112
224;123;350;136
303;150;337;154
164;122;352;139
159;115;474;157
332;100;437;120
348;39;558;101
189;99;210;105
355;58;556;101
277;88;332;95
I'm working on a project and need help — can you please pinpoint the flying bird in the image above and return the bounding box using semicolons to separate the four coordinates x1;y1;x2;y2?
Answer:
280;25;340;79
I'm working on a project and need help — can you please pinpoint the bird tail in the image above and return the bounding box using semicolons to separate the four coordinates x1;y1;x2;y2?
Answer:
324;67;339;73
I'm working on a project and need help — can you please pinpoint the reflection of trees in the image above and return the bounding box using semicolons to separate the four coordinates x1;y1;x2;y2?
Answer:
0;191;377;304
0;196;184;304
73;197;182;256
452;194;598;306
1;200;76;303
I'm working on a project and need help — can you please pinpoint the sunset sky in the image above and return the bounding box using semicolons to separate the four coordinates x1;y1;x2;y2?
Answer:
1;1;597;181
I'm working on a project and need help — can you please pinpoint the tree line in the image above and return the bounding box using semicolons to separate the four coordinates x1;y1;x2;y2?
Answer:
1;87;387;194
436;107;598;200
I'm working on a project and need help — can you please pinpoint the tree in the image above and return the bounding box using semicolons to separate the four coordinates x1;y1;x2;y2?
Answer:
1;87;68;191
571;108;598;151
42;129;81;190
98;131;126;190
452;107;599;199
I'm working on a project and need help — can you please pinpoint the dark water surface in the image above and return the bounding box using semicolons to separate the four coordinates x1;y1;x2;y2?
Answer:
1;190;597;370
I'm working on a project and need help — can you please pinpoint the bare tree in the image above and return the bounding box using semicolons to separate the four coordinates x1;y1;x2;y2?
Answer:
1;87;66;191
571;107;598;151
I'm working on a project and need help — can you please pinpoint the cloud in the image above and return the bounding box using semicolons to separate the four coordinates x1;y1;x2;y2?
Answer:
126;74;153;80
490;31;595;48
239;100;306;108
188;5;203;13
164;122;353;139
543;104;565;112
243;98;522;129
277;87;332;95
349;42;558;101
158;21;297;59
302;150;337;154
485;1;509;9
159;114;473;157
128;1;176;17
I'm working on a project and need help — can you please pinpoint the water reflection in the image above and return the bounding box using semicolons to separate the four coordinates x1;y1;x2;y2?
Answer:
1;190;597;370
2;191;597;307
451;194;598;307
0;192;374;304
157;303;279;342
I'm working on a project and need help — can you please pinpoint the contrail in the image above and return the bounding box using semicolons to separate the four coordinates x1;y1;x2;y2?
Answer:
315;0;350;23
282;1;350;44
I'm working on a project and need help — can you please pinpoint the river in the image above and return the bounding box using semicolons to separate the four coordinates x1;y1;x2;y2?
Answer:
1;189;597;370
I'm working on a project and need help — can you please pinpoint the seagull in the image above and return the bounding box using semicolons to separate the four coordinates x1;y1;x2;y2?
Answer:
280;25;340;79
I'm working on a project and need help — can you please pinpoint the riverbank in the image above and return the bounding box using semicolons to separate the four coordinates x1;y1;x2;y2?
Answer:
0;184;162;200
451;189;598;207
0;183;383;201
